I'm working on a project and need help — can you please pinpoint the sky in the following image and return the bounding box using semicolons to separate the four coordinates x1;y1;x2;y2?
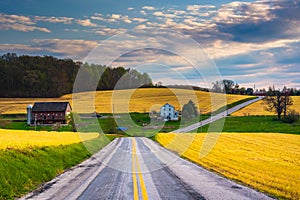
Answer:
0;0;300;89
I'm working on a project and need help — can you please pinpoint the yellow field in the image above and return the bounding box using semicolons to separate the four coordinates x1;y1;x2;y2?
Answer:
0;88;250;114
156;133;300;199
67;88;245;113
0;129;99;150
232;96;300;116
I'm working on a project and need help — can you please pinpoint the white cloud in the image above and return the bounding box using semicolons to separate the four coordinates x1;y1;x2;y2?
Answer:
142;6;155;11
132;18;148;23
76;19;97;27
0;23;51;32
207;38;300;60
111;14;121;19
94;27;126;36
214;1;276;24
186;4;216;16
0;13;51;32
35;16;74;24
32;38;99;59
153;11;164;17
128;7;134;11
140;10;147;16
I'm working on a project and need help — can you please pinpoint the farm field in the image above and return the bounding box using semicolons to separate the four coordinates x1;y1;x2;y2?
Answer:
156;133;300;199
0;129;100;150
0;88;251;114
232;96;300;116
0;129;114;199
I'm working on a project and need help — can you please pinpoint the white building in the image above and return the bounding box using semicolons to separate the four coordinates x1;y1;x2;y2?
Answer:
160;103;179;121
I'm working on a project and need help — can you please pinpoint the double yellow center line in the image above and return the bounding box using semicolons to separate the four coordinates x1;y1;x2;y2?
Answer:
132;138;149;200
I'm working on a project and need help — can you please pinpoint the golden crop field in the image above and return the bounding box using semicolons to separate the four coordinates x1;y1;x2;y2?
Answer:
156;133;300;199
232;96;300;116
64;88;250;114
0;129;99;150
0;98;70;115
0;89;250;114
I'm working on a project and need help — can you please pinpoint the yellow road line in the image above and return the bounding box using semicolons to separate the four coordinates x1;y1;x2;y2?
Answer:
132;141;138;200
132;138;149;200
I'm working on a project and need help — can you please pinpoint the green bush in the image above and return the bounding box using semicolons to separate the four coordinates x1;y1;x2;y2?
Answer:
283;110;300;124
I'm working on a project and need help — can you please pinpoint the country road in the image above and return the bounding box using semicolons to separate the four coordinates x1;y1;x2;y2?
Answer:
173;96;264;133
22;137;272;200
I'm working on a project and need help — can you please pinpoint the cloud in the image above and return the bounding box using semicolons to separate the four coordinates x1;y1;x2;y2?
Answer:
94;27;126;36
0;43;42;52
186;4;216;16
35;16;74;24
128;7;134;11
142;6;156;11
0;39;99;60
213;0;300;43
0;13;51;32
132;18;147;23
76;19;97;27
31;39;98;59
140;10;147;16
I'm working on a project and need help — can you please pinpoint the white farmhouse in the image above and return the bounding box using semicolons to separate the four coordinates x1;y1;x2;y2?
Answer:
160;103;179;121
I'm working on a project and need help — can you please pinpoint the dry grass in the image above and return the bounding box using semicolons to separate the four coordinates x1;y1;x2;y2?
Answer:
0;129;99;150
156;133;300;199
232;96;300;116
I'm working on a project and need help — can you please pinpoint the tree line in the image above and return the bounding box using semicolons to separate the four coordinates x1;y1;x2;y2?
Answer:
211;79;300;96
211;79;254;95
0;53;153;97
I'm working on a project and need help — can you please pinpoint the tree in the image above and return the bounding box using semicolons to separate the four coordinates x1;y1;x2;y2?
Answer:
182;100;198;121
211;80;223;93
211;79;235;93
246;88;254;95
223;80;235;94
263;88;293;120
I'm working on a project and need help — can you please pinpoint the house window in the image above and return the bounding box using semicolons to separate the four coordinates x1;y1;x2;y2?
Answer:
44;115;46;120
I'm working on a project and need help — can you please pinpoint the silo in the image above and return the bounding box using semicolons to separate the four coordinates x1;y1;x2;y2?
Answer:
27;104;33;125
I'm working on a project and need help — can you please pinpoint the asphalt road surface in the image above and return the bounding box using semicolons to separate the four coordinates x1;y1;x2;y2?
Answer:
173;96;264;133
22;137;273;200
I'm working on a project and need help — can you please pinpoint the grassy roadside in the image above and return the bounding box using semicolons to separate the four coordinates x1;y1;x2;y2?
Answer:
0;135;119;200
197;116;300;134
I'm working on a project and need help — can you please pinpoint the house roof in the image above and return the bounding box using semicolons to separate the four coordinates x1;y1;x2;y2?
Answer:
162;103;174;108
32;102;71;112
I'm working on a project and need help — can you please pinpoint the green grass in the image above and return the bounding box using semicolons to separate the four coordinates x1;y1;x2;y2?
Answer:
0;143;90;199
197;116;300;134
0;135;119;200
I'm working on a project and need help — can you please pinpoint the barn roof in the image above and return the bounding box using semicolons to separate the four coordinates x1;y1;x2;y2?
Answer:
32;102;71;112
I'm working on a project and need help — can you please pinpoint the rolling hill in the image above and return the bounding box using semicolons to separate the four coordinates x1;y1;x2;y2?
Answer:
0;88;252;114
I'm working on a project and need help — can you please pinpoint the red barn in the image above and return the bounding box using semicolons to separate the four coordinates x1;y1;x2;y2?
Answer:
31;102;72;125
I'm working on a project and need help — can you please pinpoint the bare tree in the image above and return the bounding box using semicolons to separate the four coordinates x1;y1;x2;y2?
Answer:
263;88;293;120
